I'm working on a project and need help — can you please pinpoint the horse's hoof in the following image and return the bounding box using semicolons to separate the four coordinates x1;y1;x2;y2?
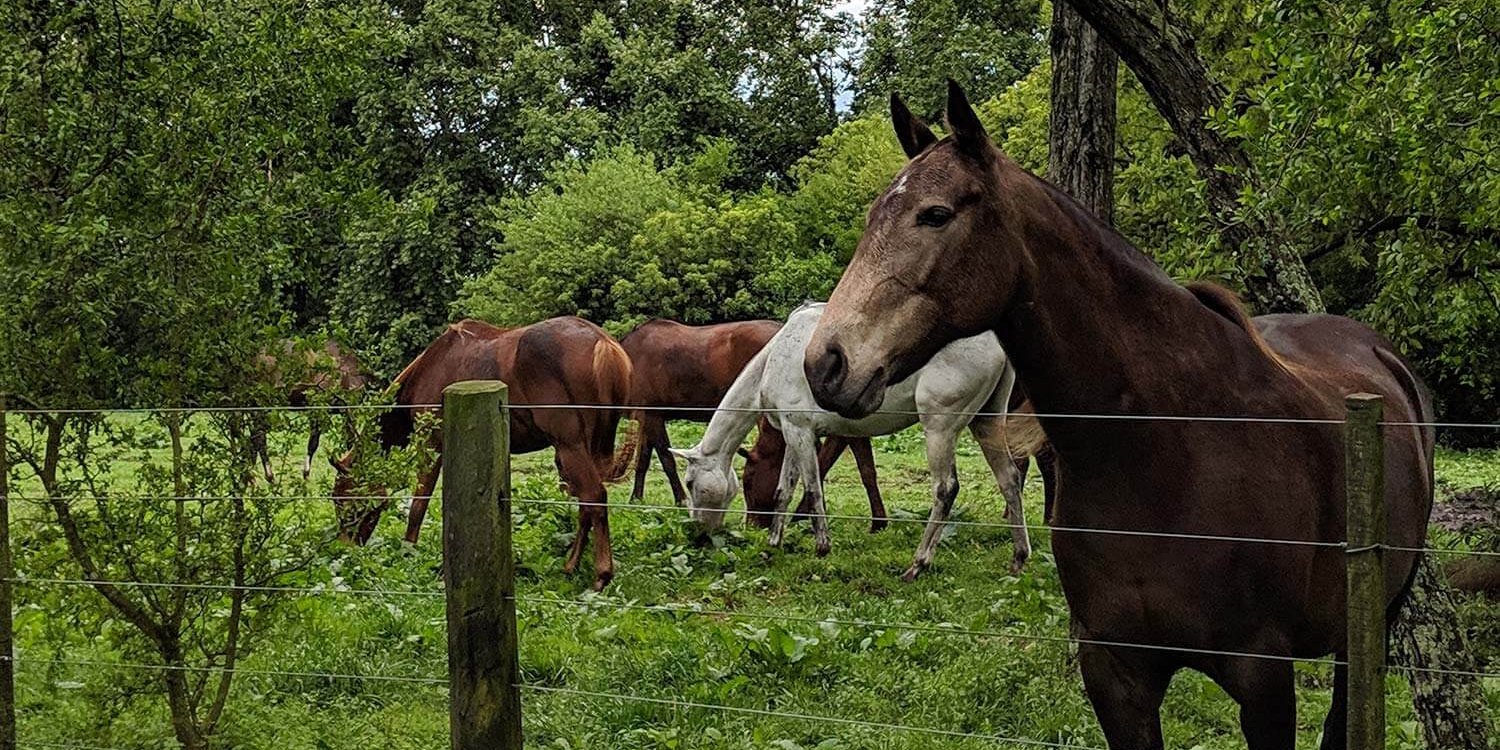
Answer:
815;541;831;557
869;519;888;534
1010;552;1029;575
592;574;612;592
900;565;922;583
562;559;579;575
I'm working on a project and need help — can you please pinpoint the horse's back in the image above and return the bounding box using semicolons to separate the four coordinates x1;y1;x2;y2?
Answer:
1255;313;1434;600
622;318;781;411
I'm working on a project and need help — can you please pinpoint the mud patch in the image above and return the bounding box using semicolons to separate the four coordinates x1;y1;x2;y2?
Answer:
1431;485;1498;533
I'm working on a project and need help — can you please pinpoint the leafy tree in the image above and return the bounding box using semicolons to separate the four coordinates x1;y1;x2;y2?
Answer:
456;144;836;334
0;1;378;745
852;0;1045;121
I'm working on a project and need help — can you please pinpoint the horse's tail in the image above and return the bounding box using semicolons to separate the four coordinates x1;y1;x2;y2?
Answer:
1373;346;1435;463
592;337;636;483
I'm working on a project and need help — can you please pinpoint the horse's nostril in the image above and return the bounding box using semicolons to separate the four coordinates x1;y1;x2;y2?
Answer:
821;343;848;389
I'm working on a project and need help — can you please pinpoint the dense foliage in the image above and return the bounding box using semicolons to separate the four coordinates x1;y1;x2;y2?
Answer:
1;0;1498;745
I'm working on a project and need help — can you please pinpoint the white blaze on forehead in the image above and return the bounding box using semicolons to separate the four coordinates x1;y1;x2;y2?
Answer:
889;171;911;195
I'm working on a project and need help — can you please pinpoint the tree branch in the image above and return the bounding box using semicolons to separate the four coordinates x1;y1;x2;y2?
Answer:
1305;214;1500;265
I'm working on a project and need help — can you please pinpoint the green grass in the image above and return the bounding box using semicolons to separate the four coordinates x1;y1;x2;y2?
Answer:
8;421;1498;748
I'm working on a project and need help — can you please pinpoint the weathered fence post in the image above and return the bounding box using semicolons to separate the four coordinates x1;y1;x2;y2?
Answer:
1344;393;1386;750
441;381;522;750
0;398;14;750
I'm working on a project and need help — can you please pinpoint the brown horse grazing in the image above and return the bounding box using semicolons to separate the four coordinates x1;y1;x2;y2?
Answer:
332;317;633;590
803;81;1432;749
251;339;370;482
620;319;885;530
742;419;886;532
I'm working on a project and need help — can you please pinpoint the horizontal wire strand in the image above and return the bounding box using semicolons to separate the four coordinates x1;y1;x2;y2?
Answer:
518;683;1108;750
17;741;130;750
7;402;1496;429
6;493;1490;556
511;497;1349;549
5;577;443;599
1386;663;1500;680
4;656;445;685
515;594;1345;667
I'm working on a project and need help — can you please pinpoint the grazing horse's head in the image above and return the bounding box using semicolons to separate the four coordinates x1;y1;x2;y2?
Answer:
669;446;738;530
806;80;1026;417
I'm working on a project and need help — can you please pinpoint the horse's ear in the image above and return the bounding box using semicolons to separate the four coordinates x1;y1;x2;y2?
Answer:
945;79;991;158
736;447;751;460
329;452;352;476
668;447;691;460
890;92;937;159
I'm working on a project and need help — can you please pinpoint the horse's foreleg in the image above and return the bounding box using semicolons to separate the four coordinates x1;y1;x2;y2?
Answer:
847;438;886;532
797;430;831;557
403;456;443;544
904;423;960;582
971;415;1030;573
766;428;809;550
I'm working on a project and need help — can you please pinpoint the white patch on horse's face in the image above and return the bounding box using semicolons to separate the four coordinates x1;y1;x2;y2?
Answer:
889;171;911;195
674;448;738;529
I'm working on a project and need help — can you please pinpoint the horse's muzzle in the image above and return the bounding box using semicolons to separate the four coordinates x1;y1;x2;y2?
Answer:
805;341;886;419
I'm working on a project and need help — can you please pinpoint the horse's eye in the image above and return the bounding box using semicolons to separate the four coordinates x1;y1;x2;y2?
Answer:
916;206;954;227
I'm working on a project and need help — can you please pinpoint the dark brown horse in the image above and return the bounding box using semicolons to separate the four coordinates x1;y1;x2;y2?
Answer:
252;338;370;482
620;319;885;530
333;317;633;590
803;81;1432;749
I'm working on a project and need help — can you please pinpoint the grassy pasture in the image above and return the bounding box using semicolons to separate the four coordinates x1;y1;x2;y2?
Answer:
8;418;1497;749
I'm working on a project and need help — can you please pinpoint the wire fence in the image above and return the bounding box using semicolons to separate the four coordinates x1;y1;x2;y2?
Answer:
1;400;1497;747
7;401;1500;431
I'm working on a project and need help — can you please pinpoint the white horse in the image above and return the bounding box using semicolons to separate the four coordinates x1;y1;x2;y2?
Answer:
672;302;1028;580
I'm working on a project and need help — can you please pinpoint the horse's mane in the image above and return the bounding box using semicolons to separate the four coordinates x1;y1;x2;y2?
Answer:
1183;281;1297;377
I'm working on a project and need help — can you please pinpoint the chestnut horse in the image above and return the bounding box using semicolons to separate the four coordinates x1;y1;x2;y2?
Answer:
251;338;369;482
620;319;885;530
333;317;632;590
804;82;1432;748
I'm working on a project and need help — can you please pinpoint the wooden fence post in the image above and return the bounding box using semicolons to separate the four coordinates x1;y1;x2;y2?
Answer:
441;381;522;750
1344;392;1386;750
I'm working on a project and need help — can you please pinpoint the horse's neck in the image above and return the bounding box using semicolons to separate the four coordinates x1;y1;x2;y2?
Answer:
697;344;769;459
995;179;1264;434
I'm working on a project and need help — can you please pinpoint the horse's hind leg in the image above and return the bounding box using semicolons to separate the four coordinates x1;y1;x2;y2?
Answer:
1214;657;1296;750
1319;662;1347;750
647;417;688;506
556;445;612;588
848;438;886;532
1078;643;1171;750
971;415;1030;573
630;414;655;502
903;420;960;582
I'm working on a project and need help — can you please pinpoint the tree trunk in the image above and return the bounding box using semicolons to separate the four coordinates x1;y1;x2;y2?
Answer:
1058;0;1323;314
1390;555;1493;748
1048;1;1118;224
